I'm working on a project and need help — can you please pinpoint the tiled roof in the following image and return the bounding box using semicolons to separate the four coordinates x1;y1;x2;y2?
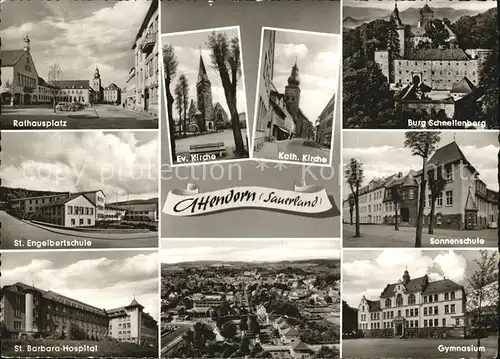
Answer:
420;4;434;13
409;49;469;61
427;141;473;171
0;49;25;66
422;279;463;294
380;275;429;298
105;83;120;90
50;80;90;89
451;77;475;94
282;327;300;336
366;299;381;312
39;193;95;208
290;340;312;351
401;172;418;187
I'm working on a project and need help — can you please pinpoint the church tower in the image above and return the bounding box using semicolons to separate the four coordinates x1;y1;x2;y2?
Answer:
284;59;301;117
92;67;102;103
196;52;215;131
402;269;411;285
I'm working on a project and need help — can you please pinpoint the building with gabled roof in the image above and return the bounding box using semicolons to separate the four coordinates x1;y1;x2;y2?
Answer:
343;139;498;230
357;269;466;338
104;82;122;104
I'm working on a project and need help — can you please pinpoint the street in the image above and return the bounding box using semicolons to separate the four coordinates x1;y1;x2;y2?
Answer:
0;104;158;129
173;129;249;164
342;337;498;358
256;138;330;164
343;224;498;248
0;211;158;249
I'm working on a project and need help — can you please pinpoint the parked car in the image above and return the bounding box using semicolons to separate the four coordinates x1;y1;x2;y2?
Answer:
67;102;79;111
55;102;69;111
488;222;498;229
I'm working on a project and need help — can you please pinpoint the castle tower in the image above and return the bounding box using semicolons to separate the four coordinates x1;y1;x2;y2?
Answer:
284;58;301;115
23;34;30;52
420;4;434;30
391;2;406;57
196;52;215;131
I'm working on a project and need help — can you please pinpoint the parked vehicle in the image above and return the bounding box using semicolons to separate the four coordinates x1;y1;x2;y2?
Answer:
55;102;69;111
68;102;79;111
488;222;498;229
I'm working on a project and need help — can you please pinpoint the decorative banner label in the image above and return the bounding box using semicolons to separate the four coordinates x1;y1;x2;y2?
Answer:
163;181;332;216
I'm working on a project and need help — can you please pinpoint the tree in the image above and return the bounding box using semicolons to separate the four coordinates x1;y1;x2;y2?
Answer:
249;316;260;336
477;40;498;129
425;19;450;48
345;158;364;237
174;82;183;136
221;322;237;340
427;168;447;234
390;186;402;231
404;132;441;247
466;250;498;359
206;31;246;155
163;44;178;160
239;316;248;333
69;323;87;340
47;63;63;113
316;345;340;359
498;133;500;249
178;74;189;135
348;195;355;225
387;17;400;82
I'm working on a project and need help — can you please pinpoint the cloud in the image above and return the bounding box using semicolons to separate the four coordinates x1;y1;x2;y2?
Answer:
0;132;158;200
2;252;159;320
1;1;150;88
275;43;309;59
161;241;341;263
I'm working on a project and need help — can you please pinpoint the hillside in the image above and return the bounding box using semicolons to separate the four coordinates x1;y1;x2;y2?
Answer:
0;186;68;202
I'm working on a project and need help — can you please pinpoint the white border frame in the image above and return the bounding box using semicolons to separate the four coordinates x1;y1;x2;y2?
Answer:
160;26;252;168
250;26;342;169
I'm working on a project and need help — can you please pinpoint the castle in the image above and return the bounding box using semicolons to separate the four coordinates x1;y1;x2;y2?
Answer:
374;3;492;119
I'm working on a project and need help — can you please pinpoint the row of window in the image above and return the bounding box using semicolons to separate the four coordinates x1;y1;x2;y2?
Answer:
67;205;94;216
361;317;461;330
16;73;37;89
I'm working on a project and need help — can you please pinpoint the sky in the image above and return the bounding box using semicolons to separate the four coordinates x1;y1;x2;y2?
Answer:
271;28;340;124
343;0;497;12
161;240;341;263
342;131;499;199
1;250;159;320
342;249;498;308
162;26;247;120
0;131;158;202
0;0;153;89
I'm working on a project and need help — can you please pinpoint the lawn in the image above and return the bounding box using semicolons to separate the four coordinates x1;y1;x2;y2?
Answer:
1;339;158;358
342;336;499;358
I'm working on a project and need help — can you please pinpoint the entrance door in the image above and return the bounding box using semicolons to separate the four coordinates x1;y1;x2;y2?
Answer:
23;93;31;104
465;211;476;230
401;207;410;222
395;323;403;336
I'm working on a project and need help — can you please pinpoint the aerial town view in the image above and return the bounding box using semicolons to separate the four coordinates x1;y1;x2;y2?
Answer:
160;240;341;358
0;0;159;129
0;131;158;249
342;0;498;129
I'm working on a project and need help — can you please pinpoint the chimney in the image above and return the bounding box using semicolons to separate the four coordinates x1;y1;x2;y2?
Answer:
398;172;403;178
23;34;30;52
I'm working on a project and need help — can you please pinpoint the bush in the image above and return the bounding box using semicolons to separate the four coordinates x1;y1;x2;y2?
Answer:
69;324;87;340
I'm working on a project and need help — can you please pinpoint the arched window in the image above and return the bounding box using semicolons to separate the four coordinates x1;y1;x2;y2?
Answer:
385;298;392;308
396;294;403;306
408;294;416;305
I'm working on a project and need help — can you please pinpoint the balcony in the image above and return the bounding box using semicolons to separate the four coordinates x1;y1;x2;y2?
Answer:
141;33;156;54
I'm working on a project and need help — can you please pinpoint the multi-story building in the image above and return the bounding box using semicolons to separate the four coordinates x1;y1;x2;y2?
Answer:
131;0;158;117
268;82;295;140
0;282;157;344
107;299;158;346
191;295;224;310
8;190;106;227
107;199;158;222
357;270;466;338
255;29;276;141
343;140;498;230
0;35;38;105
124;67;136;108
53;80;94;105
315;93;336;148
104;83;121;104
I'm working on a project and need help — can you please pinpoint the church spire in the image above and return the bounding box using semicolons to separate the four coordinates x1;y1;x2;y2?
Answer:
94;67;100;79
197;50;210;84
287;59;300;86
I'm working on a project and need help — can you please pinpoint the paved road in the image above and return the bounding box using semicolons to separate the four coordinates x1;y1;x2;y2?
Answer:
0;211;158;249
173;129;249;164
342;337;498;358
255;138;330;165
0;104;158;129
343;224;498;248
